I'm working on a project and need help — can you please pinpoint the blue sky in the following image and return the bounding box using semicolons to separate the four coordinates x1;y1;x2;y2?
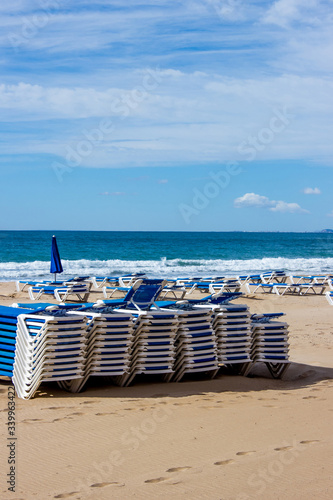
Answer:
0;0;332;231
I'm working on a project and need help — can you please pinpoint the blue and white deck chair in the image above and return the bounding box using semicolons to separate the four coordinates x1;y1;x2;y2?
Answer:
91;273;147;289
102;278;143;299
99;279;167;312
28;282;91;302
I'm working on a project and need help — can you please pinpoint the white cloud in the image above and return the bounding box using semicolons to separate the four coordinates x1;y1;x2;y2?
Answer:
0;1;332;168
327;211;333;217
234;192;309;213
203;0;248;22
270;201;309;213
303;187;321;194
1;71;333;168
234;193;273;208
158;179;168;184
262;0;318;28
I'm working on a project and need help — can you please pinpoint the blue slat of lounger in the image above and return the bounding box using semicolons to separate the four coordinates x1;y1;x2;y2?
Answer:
0;369;13;376
0;343;16;350
0;305;38;317
0;326;18;335
13;303;85;311
0;349;15;358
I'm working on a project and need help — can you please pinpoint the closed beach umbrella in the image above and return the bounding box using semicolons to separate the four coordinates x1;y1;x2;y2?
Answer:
50;235;63;282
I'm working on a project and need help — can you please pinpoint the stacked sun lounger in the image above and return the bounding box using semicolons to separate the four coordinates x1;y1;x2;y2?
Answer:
116;309;179;386
170;306;219;382
250;313;290;378
0;306;30;378
211;304;252;376
12;309;88;399
58;306;136;392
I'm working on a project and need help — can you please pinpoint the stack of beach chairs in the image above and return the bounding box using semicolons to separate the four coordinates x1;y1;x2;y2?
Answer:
12;309;87;399
58;307;136;392
0;281;293;398
116;309;179;386
211;304;253;376
171;306;219;382
250;313;290;378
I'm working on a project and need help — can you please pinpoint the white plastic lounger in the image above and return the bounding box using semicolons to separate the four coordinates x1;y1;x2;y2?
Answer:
91;274;146;289
290;275;328;285
159;285;186;300
28;283;91;302
102;279;143;299
209;281;241;294
245;283;276;294
260;271;288;284
273;283;326;296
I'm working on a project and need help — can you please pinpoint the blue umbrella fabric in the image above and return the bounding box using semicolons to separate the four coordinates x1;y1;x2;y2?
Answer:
50;235;63;281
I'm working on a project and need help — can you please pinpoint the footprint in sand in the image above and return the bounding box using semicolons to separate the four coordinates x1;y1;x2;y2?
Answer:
95;412;115;416
42;406;66;411
80;401;94;405
214;459;235;466
274;446;293;452
90;482;124;488
236;451;256;456
300;440;320;445
166;466;191;473
145;477;167;484
54;492;79;499
302;396;317;399
21;418;43;423
69;412;86;416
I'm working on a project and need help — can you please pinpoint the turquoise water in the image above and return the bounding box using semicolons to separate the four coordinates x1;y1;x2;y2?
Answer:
0;231;332;280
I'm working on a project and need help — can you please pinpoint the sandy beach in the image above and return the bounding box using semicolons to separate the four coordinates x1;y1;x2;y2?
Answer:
0;282;332;500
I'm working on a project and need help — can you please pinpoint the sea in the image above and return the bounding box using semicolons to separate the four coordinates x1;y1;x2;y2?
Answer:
0;230;333;281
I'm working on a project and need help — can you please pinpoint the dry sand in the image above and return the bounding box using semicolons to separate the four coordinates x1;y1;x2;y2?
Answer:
0;282;332;500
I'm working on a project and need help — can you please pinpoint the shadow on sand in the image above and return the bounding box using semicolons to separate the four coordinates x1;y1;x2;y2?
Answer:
2;360;332;400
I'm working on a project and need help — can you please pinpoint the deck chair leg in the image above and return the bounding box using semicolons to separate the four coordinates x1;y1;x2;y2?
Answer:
266;362;290;379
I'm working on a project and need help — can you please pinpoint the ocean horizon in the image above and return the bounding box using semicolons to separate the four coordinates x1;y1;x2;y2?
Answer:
0;230;332;281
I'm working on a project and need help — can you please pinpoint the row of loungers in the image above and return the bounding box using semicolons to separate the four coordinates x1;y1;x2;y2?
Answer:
0;280;290;399
16;271;333;298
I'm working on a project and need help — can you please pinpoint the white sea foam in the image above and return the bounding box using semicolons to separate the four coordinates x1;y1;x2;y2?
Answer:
0;257;333;281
